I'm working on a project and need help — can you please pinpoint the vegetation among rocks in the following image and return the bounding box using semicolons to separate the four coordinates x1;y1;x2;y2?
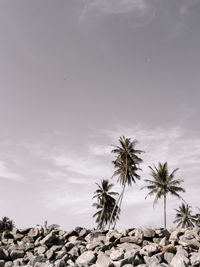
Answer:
0;226;200;266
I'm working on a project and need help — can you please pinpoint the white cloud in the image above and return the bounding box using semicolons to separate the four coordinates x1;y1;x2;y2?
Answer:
49;153;112;178
0;160;22;182
80;0;156;27
82;0;147;16
172;0;199;34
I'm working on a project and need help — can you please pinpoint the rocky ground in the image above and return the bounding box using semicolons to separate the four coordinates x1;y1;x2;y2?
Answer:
0;226;200;266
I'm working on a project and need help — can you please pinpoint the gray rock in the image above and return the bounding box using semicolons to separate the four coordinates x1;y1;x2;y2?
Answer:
143;229;155;238
4;262;13;267
85;231;106;243
190;252;200;266
86;241;103;250
29;255;46;266
76;251;96;265
117;242;141;252
164;252;174;264
10;250;25;260
110;249;124;261
96;252;110;267
28;228;40;238
170;252;189;267
140;243;160;256
159;237;169;247
54;259;65;267
120;236;142;245
179;238;200;250
0;248;9;260
34;246;47;255
40;231;57;246
68;246;79;258
144;254;162;265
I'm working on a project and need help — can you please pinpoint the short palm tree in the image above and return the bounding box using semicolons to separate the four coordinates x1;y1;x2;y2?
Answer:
174;203;196;228
108;136;143;229
93;179;119;230
0;216;15;232
142;162;185;228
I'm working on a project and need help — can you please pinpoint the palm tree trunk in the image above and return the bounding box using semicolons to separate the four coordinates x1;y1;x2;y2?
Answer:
113;183;126;229
108;191;123;230
98;204;105;230
164;195;166;228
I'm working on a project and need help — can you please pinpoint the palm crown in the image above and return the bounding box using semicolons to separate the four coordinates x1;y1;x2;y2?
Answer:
174;203;196;228
112;136;143;186
0;216;15;232
93;179;119;230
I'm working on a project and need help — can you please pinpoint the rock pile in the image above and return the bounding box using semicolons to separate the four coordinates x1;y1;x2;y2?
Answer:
0;226;200;266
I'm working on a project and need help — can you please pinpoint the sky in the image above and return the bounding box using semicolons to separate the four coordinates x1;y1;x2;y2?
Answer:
0;0;200;230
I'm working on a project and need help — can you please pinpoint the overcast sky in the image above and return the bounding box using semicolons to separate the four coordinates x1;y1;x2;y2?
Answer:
0;0;200;230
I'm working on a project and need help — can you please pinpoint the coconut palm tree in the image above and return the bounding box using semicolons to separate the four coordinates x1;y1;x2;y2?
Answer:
93;179;119;230
174;203;196;228
108;136;143;229
0;216;15;232
142;162;185;228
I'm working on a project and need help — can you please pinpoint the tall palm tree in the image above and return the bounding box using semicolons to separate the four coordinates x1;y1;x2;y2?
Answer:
108;136;143;229
93;179;119;230
0;216;15;232
174;203;196;228
142;162;185;228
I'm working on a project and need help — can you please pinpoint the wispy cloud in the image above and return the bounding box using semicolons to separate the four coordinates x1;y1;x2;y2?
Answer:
172;0;200;34
0;160;22;182
80;0;156;27
49;153;112;178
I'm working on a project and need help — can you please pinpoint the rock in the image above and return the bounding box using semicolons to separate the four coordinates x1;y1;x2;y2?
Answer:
190;252;200;266
0;260;5;267
4;262;13;267
117;242;141;252
170;253;189;267
120;236;142;245
143;229;155;238
162;245;176;254
28;228;40;238
54;259;65;267
79;228;90;238
10;250;25;260
110;249;124;261
144;254;162;265
96;252;110;267
29;255;46;266
140;243;160;256
179;238;200;250
40;231;57;246
0;248;9;260
76;251;96;265
85;231;106;243
86;241;103;250
34;246;47;255
164;252;174;264
159;237;169;247
68;246;79;258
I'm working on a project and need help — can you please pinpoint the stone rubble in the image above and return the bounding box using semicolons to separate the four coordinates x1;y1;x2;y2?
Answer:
0;226;200;266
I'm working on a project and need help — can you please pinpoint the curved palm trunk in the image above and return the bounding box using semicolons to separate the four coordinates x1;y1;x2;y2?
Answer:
113;183;126;229
108;191;123;230
164;195;166;229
